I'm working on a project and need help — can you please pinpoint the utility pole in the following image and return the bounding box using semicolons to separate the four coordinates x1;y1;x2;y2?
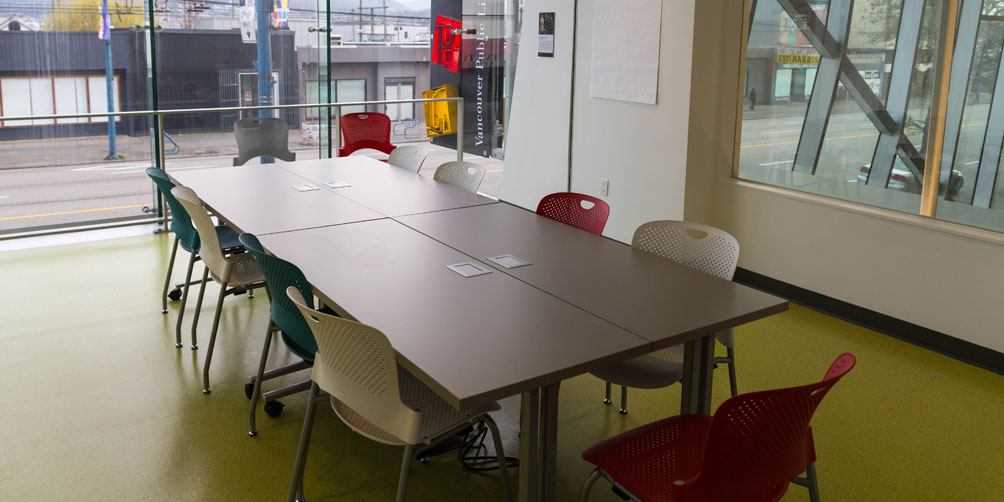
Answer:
382;0;387;41
256;0;274;163
358;0;363;41
100;0;117;160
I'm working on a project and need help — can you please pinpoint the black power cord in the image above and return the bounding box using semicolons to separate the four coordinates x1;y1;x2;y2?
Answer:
457;420;519;472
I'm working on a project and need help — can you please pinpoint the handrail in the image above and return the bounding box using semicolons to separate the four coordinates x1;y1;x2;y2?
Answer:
0;96;466;234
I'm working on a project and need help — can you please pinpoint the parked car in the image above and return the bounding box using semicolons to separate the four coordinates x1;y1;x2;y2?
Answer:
858;164;964;197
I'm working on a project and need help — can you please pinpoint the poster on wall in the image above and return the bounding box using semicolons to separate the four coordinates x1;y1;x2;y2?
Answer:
538;12;555;57
589;0;662;105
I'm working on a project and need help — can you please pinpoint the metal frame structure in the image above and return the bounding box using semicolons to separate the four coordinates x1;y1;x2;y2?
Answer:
0;96;465;240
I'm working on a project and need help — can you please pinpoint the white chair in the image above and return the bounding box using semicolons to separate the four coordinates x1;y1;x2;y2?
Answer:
433;161;486;193
172;186;267;394
285;286;513;502
590;220;741;413
387;145;429;173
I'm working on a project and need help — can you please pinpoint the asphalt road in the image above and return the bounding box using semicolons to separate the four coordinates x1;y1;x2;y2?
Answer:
0;141;502;232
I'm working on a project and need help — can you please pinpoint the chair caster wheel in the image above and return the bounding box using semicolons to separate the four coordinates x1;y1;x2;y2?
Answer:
168;288;182;301
202;388;211;394
175;343;183;348
602;398;612;405
162;309;169;314
248;431;257;437
191;345;198;350
244;382;255;400
618;409;628;415
264;400;285;417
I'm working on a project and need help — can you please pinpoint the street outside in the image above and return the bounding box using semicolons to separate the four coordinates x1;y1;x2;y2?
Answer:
0;129;502;232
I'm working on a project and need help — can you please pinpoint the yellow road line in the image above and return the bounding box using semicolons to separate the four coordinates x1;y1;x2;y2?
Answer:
0;203;150;222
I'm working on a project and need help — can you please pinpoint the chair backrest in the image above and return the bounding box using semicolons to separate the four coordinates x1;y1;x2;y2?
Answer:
145;168;200;251
233;117;296;166
687;353;856;499
339;112;396;157
239;233;318;360
171;186;228;278
287;287;423;444
433;161;486;193
536;192;610;235
631;221;740;281
387;145;429;173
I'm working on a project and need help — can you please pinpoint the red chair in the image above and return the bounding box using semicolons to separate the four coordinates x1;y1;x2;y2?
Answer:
578;353;856;502
536;192;610;235
339;112;397;158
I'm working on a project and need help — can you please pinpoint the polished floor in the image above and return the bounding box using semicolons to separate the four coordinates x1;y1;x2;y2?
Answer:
1;232;1002;501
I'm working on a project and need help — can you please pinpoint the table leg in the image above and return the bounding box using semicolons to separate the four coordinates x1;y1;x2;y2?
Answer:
538;383;561;502
519;390;540;502
680;335;715;415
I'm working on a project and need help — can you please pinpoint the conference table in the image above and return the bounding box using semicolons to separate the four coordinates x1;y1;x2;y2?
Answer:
169;156;788;502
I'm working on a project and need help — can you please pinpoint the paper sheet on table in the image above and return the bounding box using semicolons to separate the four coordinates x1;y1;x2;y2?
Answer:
589;0;662;105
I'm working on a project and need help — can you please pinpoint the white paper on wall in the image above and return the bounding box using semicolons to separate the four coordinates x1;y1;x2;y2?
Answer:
589;0;663;105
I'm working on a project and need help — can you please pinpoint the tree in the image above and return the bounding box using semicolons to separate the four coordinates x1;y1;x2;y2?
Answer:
47;0;147;32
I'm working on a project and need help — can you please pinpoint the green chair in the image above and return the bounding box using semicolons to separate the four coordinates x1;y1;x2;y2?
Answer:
239;233;326;436
145;168;242;348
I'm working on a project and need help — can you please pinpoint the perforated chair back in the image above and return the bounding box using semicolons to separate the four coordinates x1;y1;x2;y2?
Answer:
288;287;423;445
233;117;296;166
146;168;200;251
536;192;610;235
687;353;856;499
433;161;486;193
172;187;228;278
632;220;740;281
239;233;318;361
387;145;429;173
339;112;396;157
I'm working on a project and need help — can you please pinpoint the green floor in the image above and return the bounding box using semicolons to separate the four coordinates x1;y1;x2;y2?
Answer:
1;232;1002;501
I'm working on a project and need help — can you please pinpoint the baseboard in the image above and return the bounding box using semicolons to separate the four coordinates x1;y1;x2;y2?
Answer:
734;268;1004;376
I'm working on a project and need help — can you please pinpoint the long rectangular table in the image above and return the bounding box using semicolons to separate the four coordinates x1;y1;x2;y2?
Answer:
170;159;788;502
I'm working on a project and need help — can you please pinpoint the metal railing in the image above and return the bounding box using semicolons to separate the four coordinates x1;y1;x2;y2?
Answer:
0;96;465;240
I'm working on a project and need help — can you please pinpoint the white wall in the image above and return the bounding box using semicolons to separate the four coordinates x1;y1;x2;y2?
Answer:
498;0;576;210
568;0;696;243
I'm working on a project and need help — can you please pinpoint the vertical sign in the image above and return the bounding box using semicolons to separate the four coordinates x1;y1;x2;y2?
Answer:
538;12;554;57
240;0;257;43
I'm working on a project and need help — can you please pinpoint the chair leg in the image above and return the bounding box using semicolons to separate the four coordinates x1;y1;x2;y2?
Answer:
201;279;228;394
619;386;628;414
806;462;821;502
726;347;739;397
578;468;602;502
161;235;179;314
174;250;198;347
603;382;612;405
288;382;320;502
482;415;514;502
249;319;275;437
190;267;210;349
397;444;417;502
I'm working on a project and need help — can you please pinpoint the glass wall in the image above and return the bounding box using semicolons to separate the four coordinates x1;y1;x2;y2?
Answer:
738;0;1004;233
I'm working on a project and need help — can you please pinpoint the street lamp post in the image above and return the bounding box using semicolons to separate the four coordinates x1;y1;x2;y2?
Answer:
100;0;118;160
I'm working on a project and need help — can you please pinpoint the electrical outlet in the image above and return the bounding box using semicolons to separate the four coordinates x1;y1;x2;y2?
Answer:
600;178;610;197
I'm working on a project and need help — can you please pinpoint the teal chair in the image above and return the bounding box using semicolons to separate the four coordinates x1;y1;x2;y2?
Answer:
146;168;243;347
240;233;328;436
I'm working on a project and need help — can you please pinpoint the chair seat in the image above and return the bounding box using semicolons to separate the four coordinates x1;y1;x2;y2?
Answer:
590;344;684;389
179;225;242;253
209;252;265;287
330;366;500;447
582;414;789;502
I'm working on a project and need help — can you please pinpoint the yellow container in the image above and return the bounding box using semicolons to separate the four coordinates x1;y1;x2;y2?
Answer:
422;84;458;137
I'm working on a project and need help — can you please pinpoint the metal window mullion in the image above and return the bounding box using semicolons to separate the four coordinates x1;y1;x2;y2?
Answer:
938;0;984;189
867;0;925;188
789;0;854;175
972;38;1004;207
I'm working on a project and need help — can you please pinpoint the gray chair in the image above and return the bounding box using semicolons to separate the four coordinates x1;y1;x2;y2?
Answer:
590;220;741;414
233;117;296;166
433;161;486;193
387;145;429;173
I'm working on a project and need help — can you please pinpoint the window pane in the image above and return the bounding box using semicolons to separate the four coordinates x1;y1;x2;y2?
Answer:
2;78;32;127
29;78;54;126
336;79;366;114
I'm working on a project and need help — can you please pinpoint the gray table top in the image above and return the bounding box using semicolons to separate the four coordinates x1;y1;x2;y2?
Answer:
258;218;653;410
397;203;788;350
282;156;497;217
169;165;384;235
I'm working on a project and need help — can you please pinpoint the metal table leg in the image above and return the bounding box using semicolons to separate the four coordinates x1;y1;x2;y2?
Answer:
519;390;540;502
680;335;716;415
519;383;561;502
538;383;560;502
